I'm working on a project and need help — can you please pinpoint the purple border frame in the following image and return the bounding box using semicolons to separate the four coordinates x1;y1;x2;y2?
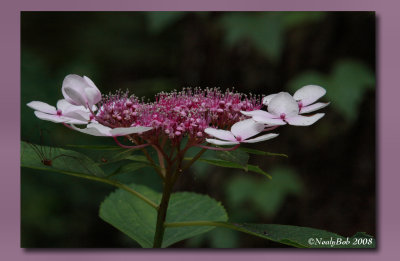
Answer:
2;0;397;259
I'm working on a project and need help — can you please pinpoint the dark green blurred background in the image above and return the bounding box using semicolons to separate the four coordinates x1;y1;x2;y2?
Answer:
21;12;375;248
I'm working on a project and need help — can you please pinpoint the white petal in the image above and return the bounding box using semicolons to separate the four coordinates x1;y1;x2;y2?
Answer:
206;138;239;146
27;101;56;114
231;119;264;140
63;86;88;107
242;133;279;143
56;99;74;111
293;85;326;106
252;116;286;126
110;126;153;136
268;92;299;117
71;123;112;136
262;94;277;106
241;110;276;118
84;87;102;107
204;128;236;141
300;102;330;114
63;110;91;122
65;118;90;125
62;74;91;106
34;111;67;123
285;113;325;126
84;76;102;105
83;76;98;89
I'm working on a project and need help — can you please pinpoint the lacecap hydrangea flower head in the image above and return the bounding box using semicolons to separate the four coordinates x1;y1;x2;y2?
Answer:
27;74;329;150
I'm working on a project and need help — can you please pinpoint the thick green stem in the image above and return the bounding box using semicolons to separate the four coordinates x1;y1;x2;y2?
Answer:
152;178;174;248
152;141;185;248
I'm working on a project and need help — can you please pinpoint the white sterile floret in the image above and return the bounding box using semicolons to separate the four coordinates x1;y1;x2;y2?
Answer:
27;99;92;124
70;123;153;137
205;119;279;145
243;87;328;126
61;74;102;108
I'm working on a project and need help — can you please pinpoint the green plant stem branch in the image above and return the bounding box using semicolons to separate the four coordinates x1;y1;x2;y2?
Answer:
154;145;166;176
140;147;165;181
23;166;159;209
181;148;207;173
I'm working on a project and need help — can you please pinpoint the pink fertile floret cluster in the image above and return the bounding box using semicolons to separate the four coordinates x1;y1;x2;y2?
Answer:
96;88;262;142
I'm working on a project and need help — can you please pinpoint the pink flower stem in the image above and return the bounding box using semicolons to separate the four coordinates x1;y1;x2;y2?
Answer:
263;126;279;132
150;143;171;166
62;123;74;130
112;136;150;149
195;143;240;151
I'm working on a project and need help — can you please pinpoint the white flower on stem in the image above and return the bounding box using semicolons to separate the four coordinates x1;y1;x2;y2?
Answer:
62;74;102;108
292;85;330;114
204;119;279;145
70;123;153;137
242;90;326;126
263;85;330;114
27;99;94;124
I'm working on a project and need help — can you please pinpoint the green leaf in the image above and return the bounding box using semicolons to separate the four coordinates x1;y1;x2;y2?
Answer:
194;158;244;168
188;157;272;179
124;154;152;164
209;227;239;248
65;144;122;150
65;144;133;165
21;141;105;177
106;162;149;178
186;157;271;179
221;223;375;248
239;147;288;158
288;59;375;121
216;149;249;169
246;165;272;179
167;221;375;248
99;183;228;248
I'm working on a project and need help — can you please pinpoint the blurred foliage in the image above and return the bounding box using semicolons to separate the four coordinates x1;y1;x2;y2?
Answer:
147;11;186;34
288;59;375;121
220;12;326;62
21;11;375;247
226;167;303;218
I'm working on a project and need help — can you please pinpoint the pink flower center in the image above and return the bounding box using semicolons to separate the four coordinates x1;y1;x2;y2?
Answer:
236;135;242;142
56;110;62;116
280;113;286;120
95;88;263;141
298;101;303;110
